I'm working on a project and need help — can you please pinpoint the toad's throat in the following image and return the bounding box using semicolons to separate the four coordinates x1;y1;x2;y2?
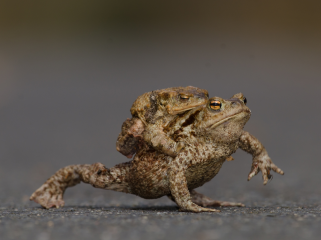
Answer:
208;112;244;129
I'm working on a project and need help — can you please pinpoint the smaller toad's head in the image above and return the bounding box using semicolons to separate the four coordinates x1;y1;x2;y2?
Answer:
158;86;209;115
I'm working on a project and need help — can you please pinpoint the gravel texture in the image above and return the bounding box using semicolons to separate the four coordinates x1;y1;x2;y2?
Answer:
1;196;321;240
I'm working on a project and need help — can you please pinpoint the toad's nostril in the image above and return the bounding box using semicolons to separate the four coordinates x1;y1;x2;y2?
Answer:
231;101;238;106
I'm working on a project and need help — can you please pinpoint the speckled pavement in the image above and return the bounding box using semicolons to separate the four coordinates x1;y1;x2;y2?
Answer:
1;4;321;237
1;193;321;240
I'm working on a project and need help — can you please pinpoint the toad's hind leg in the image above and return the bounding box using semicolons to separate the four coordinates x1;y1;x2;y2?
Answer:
190;190;245;207
30;162;132;209
168;168;220;213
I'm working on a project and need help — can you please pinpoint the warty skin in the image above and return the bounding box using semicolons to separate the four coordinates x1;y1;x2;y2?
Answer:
116;86;209;158
30;93;284;212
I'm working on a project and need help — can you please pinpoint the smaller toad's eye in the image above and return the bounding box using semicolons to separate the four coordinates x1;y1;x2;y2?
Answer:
243;97;247;105
180;94;189;101
210;100;222;110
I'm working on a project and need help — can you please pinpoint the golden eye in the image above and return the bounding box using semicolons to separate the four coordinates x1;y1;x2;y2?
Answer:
180;94;189;100
243;97;247;105
210;100;221;110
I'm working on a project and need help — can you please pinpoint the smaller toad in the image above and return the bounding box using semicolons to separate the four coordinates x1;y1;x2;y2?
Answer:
116;86;208;158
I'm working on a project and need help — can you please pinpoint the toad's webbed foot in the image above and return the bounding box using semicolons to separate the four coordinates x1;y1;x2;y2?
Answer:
239;131;284;185
168;194;220;212
30;164;91;209
168;190;244;209
179;202;221;213
30;183;65;209
248;156;284;185
190;190;245;207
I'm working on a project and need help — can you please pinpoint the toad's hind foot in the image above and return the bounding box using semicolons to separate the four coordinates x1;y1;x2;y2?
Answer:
30;184;65;209
167;195;220;212
30;164;91;209
180;202;221;213
190;190;245;207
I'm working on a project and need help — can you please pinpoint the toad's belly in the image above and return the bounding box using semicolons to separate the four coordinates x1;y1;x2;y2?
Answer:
185;157;226;190
128;151;172;199
127;150;227;199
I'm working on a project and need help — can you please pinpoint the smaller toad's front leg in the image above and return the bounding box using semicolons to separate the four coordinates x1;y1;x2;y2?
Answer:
239;131;284;185
144;125;185;158
168;151;219;213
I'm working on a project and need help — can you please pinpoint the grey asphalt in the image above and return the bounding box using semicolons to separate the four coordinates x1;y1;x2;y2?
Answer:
1;2;321;239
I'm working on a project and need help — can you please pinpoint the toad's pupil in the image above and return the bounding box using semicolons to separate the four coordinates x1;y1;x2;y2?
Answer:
243;97;247;105
210;101;221;110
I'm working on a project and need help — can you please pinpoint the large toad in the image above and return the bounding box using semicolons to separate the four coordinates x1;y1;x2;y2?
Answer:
30;93;284;212
116;86;208;158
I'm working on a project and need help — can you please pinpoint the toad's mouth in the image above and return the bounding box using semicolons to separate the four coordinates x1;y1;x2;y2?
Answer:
208;111;250;129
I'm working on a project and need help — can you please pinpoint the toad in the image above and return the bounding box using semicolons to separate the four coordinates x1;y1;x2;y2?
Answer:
116;86;209;158
30;93;284;212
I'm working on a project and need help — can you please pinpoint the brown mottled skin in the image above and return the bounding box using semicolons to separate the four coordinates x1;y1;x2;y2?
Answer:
30;93;284;212
116;86;209;158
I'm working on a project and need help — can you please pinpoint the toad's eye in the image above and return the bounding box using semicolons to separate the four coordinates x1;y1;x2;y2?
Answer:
243;97;247;105
210;100;221;110
180;94;189;100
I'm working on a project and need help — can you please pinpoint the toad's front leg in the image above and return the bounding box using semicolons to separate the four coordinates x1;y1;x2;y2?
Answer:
239;131;284;185
168;153;219;213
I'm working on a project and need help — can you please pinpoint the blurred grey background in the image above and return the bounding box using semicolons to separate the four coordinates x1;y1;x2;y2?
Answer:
0;1;321;239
